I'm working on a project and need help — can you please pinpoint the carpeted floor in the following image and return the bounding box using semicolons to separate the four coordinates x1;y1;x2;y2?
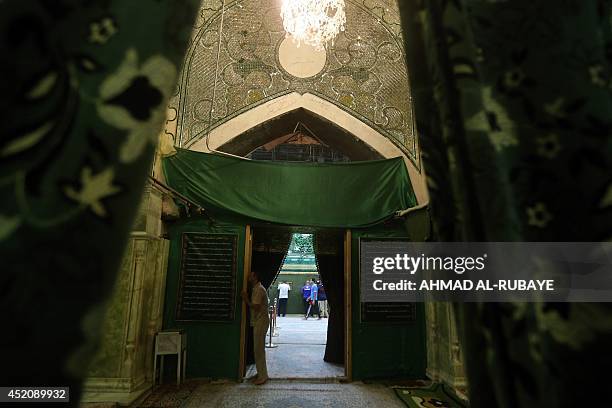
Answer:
136;380;201;407
134;380;406;407
392;383;468;408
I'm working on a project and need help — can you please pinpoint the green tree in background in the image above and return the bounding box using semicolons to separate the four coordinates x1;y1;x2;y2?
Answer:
289;233;314;255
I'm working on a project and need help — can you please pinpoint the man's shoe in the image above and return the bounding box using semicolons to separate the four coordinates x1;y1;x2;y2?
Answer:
253;377;269;385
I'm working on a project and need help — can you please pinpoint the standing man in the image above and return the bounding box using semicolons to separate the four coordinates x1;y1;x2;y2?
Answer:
277;281;290;317
241;270;269;385
317;280;328;318
306;278;321;320
301;280;311;317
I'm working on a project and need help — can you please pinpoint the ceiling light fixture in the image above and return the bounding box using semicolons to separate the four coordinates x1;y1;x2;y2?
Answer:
280;0;346;51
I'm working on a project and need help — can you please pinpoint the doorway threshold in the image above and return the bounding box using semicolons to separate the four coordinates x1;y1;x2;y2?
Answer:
242;376;349;384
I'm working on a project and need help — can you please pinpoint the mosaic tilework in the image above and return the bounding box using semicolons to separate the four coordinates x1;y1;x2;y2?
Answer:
171;0;419;168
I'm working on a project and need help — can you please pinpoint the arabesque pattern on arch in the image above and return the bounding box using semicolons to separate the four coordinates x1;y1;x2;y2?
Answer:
170;0;419;169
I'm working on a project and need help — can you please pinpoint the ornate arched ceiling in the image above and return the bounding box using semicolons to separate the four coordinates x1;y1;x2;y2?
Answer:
169;0;418;168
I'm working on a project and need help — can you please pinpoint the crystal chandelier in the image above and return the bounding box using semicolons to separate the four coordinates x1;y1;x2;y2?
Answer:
280;0;346;50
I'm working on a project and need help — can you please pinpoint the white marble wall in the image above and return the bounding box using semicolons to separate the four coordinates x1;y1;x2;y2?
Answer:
81;183;170;406
425;302;468;397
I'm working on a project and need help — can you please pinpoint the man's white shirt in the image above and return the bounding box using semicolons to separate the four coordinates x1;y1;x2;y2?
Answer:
278;283;290;299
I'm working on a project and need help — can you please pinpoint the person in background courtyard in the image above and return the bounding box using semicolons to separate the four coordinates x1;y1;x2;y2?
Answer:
306;278;321;320
317;280;328;318
241;270;269;385
277;281;290;317
301;280;311;316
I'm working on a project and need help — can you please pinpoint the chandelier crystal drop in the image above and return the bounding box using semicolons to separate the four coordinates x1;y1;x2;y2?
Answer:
280;0;346;50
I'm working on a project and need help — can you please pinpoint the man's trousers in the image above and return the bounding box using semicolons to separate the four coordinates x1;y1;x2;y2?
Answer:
252;318;269;380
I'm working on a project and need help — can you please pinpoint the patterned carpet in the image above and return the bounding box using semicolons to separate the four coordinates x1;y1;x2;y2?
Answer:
136;380;200;407
134;379;468;408
393;383;467;408
133;380;405;407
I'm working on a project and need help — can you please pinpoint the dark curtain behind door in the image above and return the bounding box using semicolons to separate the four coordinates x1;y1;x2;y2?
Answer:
314;232;345;364
252;251;287;289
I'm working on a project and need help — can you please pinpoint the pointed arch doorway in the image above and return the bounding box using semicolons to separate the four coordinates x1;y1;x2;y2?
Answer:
186;92;427;205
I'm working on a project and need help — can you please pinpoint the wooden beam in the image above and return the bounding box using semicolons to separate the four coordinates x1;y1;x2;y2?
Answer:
344;229;352;380
238;225;253;379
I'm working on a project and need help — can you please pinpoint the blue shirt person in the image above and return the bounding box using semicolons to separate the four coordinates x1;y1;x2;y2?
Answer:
301;283;311;300
310;282;318;302
306;278;321;319
317;282;328;317
301;281;312;315
318;283;326;301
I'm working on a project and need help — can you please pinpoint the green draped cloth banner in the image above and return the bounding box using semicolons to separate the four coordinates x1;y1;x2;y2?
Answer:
162;148;417;228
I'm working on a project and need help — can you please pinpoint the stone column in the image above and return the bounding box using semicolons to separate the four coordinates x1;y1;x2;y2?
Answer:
81;182;170;406
425;302;467;397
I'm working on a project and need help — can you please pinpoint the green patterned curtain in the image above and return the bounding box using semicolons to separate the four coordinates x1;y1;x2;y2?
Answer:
399;1;612;407
0;0;198;403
